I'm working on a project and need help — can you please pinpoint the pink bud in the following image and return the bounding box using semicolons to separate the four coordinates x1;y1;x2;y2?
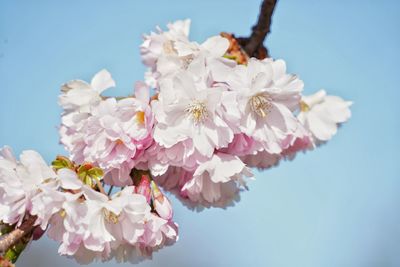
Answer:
135;175;151;203
151;181;173;220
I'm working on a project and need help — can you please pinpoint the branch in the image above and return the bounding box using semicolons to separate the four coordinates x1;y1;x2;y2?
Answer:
0;256;15;267
237;0;278;59
0;216;36;253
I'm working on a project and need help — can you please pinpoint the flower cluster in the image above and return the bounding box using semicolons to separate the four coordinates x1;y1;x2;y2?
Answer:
59;70;153;186
137;19;352;207
58;19;352;209
0;148;177;264
0;19;352;265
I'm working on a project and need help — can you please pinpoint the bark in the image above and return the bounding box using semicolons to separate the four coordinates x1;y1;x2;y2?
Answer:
0;216;36;253
237;0;278;58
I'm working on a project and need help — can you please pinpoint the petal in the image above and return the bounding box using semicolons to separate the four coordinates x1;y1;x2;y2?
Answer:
201;36;229;57
91;69;116;93
58;168;83;190
134;81;150;103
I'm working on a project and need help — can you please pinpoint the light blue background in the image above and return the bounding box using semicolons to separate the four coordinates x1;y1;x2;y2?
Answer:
1;1;399;266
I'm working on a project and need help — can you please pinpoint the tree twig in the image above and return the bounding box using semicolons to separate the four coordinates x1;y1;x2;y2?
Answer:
0;216;36;253
237;0;278;58
96;179;106;195
107;185;114;196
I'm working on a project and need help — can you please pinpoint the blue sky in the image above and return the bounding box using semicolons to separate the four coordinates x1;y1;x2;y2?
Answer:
0;1;399;266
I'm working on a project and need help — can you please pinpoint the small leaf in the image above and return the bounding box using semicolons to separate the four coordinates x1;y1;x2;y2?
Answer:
83;176;93;187
87;167;104;180
51;155;74;170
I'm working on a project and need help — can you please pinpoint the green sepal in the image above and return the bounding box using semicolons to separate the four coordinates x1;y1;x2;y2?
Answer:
77;164;103;187
87;167;104;180
51;155;74;171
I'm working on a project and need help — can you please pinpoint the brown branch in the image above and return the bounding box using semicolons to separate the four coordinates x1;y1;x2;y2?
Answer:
237;0;278;59
0;216;36;253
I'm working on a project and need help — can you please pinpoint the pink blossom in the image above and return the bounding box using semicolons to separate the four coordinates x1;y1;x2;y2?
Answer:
181;153;253;207
0;147;57;227
298;89;352;143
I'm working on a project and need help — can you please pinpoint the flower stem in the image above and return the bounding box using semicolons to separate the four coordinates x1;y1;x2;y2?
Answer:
0;216;36;254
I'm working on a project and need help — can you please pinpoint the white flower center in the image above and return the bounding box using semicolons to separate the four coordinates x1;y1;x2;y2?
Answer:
185;100;208;124
249;93;273;118
103;208;119;224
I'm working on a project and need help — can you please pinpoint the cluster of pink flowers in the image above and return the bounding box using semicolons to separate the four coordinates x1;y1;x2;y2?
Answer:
0;19;351;265
59;70;154;186
58;19;351;210
0;147;177;263
137;19;352;207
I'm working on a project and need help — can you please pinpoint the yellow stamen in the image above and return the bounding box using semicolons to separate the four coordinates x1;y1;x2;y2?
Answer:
249;93;272;117
300;101;310;112
115;139;124;145
163;40;177;54
136;111;146;125
185;101;208;124
181;55;194;69
103;209;119;224
59;210;66;218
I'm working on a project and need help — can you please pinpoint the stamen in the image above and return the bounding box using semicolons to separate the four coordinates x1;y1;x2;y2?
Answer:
163;40;177;54
249;93;273;117
185;100;208;124
136;111;145;125
59;209;66;218
103;208;119;224
115;139;124;145
181;55;194;69
300;101;310;112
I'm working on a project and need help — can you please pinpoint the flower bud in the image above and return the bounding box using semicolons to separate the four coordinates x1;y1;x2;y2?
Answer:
135;175;151;203
151;180;173;220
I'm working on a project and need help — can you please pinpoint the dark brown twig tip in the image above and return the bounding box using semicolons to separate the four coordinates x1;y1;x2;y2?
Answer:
238;0;278;59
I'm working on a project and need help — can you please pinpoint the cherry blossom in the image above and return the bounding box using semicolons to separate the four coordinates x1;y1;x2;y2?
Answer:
0;18;352;265
0;147;57;227
298;90;352;143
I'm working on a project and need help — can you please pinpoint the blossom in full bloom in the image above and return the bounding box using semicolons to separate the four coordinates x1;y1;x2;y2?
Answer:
223;58;306;154
47;168;178;264
59;69;116;164
60;81;154;186
181;153;253;207
298;89;352;142
155;35;230;78
141;19;231;88
141;19;191;70
59;69;115;114
152;70;235;159
0;146;57;227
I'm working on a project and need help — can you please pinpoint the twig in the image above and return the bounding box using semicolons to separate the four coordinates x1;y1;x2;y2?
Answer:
237;0;278;58
0;216;36;253
107;185;114;196
96;179;106;195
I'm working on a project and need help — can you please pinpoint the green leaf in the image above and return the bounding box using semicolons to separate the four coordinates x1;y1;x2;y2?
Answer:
51;155;74;170
87;167;104;180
